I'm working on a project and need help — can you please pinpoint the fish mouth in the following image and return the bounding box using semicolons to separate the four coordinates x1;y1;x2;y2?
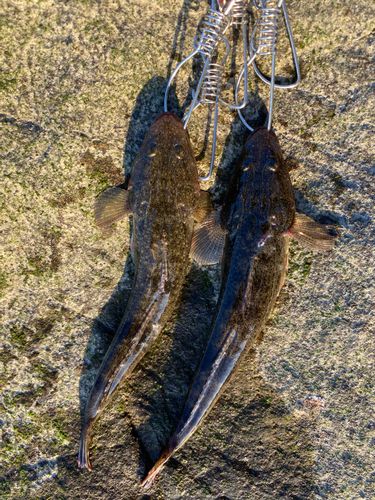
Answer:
153;112;184;129
245;126;269;142
245;126;279;147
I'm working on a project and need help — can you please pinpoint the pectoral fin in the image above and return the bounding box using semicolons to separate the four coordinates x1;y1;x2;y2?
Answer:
190;210;226;265
193;190;214;223
94;187;132;227
288;213;337;251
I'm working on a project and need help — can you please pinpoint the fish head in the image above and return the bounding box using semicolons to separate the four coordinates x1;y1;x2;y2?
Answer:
128;113;200;216
243;127;295;236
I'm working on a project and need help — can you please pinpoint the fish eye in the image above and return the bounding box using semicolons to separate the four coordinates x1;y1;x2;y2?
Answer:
174;144;185;160
146;142;157;157
267;159;278;172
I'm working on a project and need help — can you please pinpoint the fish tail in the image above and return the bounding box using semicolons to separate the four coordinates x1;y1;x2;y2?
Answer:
140;448;173;489
77;427;92;470
139;468;159;489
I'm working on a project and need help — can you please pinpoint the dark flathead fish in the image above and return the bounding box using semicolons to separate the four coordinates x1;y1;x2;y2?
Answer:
78;112;212;470
141;127;337;487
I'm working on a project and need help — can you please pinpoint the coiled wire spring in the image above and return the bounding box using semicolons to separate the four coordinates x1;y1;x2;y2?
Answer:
165;0;246;180
257;1;280;55
228;0;246;27
201;64;223;103
236;0;300;131
186;35;231;181
165;0;300;178
197;9;226;57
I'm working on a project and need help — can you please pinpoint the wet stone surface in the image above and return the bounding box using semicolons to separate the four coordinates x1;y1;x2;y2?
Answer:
0;0;374;499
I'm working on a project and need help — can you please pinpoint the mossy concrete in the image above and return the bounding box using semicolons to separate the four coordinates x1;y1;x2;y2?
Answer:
0;0;374;499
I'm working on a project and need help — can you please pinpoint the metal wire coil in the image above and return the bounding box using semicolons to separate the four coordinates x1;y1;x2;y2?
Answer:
228;0;246;27
201;64;222;103
197;9;227;57
257;4;280;55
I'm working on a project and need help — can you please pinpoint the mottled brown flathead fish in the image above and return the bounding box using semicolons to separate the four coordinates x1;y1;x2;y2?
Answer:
141;127;337;487
78;112;212;470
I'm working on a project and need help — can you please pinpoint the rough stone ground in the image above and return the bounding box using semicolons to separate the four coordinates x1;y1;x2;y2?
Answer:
0;0;374;499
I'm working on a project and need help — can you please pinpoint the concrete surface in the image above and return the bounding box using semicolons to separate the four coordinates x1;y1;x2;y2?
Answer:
0;0;374;498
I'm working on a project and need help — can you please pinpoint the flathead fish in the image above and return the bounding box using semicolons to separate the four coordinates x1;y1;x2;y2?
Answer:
78;112;212;470
141;127;337;487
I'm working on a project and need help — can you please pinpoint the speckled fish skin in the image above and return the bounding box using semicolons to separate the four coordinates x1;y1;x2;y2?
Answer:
142;127;296;486
78;113;200;470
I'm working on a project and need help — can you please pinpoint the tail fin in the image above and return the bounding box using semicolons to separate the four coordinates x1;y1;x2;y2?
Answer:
140;468;159;489
140;448;173;489
77;428;92;470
